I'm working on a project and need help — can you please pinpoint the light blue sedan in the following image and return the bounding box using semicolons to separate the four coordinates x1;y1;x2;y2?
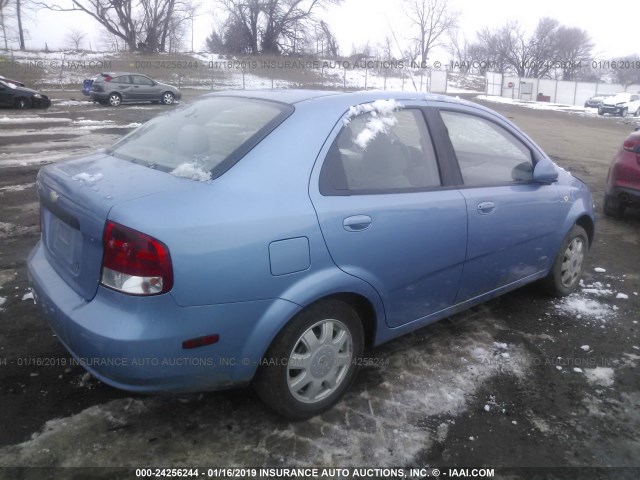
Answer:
28;90;595;419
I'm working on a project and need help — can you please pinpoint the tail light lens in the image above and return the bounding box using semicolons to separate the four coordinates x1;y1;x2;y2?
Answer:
103;75;113;82
623;136;640;165
101;221;173;295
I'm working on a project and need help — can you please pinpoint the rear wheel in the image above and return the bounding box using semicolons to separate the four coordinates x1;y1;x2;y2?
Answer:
108;93;122;107
15;97;30;109
635;107;640;117
541;225;588;297
603;194;626;218
254;299;364;420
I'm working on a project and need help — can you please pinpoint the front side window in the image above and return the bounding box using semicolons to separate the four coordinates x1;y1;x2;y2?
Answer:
109;96;293;178
440;110;533;185
321;109;441;194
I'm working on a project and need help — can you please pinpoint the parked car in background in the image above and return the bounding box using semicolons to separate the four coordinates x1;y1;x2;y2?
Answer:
89;72;181;106
584;93;613;108
0;79;51;109
82;78;94;96
604;127;640;217
598;92;640;116
28;90;595;419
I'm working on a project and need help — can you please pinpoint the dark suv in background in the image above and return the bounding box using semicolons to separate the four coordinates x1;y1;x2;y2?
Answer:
90;73;181;107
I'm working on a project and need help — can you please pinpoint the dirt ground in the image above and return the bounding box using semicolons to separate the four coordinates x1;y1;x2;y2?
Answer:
0;91;639;478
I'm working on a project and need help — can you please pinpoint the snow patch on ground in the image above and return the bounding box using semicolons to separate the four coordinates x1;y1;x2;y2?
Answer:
0;183;35;194
584;367;615;387
0;116;71;124
555;294;613;321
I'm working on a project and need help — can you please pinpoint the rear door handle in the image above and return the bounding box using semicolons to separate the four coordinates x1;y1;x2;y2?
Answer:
477;201;495;214
343;215;372;232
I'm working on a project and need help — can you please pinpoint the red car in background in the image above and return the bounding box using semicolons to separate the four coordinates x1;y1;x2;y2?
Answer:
604;127;640;217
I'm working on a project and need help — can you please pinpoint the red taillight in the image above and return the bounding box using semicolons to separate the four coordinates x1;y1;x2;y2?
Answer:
103;75;113;82
101;221;173;295
623;138;638;152
623;136;640;165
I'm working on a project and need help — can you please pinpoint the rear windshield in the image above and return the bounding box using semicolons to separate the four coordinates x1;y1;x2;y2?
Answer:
108;96;292;178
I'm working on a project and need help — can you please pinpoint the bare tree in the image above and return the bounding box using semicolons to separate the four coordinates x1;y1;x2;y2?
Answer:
447;26;469;72
0;0;12;49
554;26;593;80
66;27;86;49
610;54;640;86
36;0;141;51
318;19;337;57
405;0;459;65
216;0;340;55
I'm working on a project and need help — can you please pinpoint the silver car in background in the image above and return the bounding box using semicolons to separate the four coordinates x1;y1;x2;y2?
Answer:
90;72;181;107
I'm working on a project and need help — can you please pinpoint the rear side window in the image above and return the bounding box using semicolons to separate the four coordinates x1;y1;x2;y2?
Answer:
440;110;533;186
109;96;293;178
321;109;441;195
113;75;131;84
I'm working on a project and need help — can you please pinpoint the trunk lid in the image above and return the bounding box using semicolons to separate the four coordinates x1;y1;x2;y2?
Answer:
37;152;189;300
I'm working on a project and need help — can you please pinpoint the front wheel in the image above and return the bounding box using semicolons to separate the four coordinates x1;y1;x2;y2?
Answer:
620;108;628;117
254;300;364;420
541;225;589;297
161;92;175;105
15;97;31;109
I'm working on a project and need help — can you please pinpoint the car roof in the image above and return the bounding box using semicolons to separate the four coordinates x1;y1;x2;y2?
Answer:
204;89;478;109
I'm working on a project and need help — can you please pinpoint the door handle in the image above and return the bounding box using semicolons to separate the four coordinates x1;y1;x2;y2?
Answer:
477;201;495;214
343;215;372;232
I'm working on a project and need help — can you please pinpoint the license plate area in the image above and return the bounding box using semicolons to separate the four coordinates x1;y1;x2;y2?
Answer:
51;216;82;271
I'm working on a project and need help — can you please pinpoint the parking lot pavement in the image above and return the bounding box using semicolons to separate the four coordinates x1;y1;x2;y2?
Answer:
0;92;638;471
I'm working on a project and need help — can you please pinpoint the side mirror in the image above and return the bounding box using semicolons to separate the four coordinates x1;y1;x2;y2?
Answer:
533;157;558;184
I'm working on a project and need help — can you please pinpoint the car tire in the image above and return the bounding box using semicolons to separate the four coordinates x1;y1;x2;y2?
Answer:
620;108;628;117
253;299;364;420
108;93;122;107
161;92;175;105
541;225;589;297
597;108;604;116
15;97;31;109
603;194;626;218
635;107;640;117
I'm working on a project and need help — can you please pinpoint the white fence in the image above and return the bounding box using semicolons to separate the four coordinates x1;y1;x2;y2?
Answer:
486;72;640;106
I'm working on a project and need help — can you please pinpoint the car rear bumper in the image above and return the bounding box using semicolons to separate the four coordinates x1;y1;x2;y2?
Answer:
27;240;297;393
606;185;640;205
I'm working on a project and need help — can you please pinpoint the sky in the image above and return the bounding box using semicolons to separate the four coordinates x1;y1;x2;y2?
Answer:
8;0;639;60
